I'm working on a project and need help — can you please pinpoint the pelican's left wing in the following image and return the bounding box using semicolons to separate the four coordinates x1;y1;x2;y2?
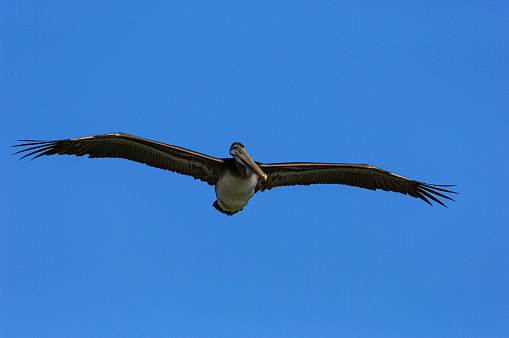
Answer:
258;162;457;207
13;133;224;185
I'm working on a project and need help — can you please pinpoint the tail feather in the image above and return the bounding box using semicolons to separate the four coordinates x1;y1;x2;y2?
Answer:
213;200;241;216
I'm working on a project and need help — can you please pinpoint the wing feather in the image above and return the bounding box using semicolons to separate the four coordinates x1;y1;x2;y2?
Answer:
258;162;457;207
13;133;223;185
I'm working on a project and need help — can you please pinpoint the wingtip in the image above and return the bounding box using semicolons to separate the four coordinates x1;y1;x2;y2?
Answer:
418;183;457;207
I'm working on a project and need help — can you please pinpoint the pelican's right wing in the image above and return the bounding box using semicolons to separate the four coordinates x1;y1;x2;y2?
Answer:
13;133;224;185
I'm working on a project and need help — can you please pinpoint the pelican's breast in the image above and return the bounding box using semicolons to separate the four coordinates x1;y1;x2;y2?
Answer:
215;170;259;213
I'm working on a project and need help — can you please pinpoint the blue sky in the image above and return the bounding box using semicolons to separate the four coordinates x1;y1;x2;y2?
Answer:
1;1;508;337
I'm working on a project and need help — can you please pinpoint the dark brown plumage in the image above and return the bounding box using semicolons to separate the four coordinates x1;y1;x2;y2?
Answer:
257;162;455;207
13;132;457;213
14;133;223;186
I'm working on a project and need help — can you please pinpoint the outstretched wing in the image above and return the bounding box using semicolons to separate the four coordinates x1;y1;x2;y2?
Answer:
13;133;224;185
258;162;457;207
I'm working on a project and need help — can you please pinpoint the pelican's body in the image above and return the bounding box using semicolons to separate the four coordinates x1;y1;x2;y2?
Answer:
13;133;457;215
214;160;260;215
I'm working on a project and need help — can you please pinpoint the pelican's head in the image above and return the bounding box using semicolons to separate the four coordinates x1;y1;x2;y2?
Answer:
230;142;267;180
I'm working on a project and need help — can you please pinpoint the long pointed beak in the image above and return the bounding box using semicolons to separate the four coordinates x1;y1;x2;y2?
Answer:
234;148;267;181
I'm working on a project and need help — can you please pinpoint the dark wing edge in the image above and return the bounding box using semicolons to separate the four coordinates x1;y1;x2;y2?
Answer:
258;162;458;207
13;133;224;185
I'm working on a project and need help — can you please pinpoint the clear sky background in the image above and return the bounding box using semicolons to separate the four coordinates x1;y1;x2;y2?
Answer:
1;2;508;337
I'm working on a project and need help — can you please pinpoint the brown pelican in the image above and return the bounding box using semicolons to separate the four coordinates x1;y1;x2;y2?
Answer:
13;133;457;215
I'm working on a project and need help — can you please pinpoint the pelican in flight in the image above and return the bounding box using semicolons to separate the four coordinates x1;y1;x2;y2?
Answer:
14;133;457;215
